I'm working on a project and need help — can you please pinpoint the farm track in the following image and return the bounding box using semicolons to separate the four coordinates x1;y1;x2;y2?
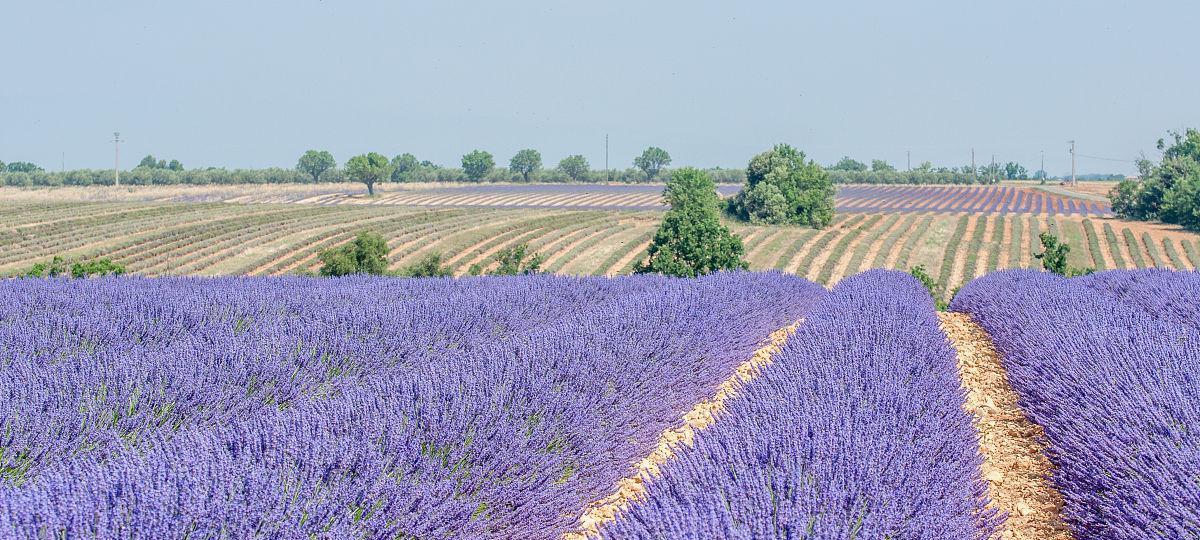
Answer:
940;313;1072;540
565;322;802;540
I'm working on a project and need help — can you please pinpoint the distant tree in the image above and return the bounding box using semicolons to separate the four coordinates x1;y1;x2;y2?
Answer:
915;161;934;173
0;160;5;171
318;231;389;276
4;161;42;173
870;159;896;173
509;149;542;183
635;168;747;277
1034;232;1094;276
297;150;336;183
345;152;391;196
729;144;836;228
71;259;125;278
1033;169;1048;180
167;159;183;171
137;155;158;169
557;155;590;182
830;156;867;171
634;147;671;181
400;252;453;277
390;153;420;182
487;244;545;275
462;150;495;181
1002;162;1028;179
1112;128;1200;230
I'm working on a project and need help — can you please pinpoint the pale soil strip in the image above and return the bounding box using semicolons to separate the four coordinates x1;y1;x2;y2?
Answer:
999;214;1018;268
744;228;788;268
565;322;802;540
1083;220;1117;270
829;214;899;283
939;313;1073;540
884;214;933;268
946;214;981;291
973;214;996;277
602;231;655;276
541;226;617;270
783;219;851;274
868;213;917;268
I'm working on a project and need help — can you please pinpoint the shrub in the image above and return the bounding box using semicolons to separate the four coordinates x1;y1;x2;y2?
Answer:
461;150;495;181
729;144;835;228
635;168;747;277
400;253;453;278
318;231;390;276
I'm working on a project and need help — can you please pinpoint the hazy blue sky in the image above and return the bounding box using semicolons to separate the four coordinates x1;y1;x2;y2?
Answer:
2;1;1197;175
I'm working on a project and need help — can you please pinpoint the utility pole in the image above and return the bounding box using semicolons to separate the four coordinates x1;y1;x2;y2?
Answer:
907;150;911;171
991;154;996;184
61;152;65;172
605;133;610;183
1040;150;1045;180
1068;140;1076;186
971;148;977;184
112;131;123;186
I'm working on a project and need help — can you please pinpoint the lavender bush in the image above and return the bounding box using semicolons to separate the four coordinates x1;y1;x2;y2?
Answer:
600;270;997;539
0;272;825;539
951;269;1200;537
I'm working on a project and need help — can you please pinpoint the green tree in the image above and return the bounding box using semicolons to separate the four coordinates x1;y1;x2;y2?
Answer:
870;159;895;173
830;156;867;171
509;149;542;183
71;259;125;278
297;150;336;183
345;152;391;196
1002;162;1028;179
4;162;41;173
390;153;420;182
137;155;159;169
634;147;671;181
557;155;590;182
167;159;183;171
318;231;390;276
1111;128;1200;231
462;150;495;181
730;144;836;228
1034;233;1072;276
635;168;747;277
24;256;69;278
488;244;545;275
400;252;453;277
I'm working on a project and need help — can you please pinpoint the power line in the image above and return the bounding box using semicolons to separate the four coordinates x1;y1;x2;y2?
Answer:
1075;153;1137;163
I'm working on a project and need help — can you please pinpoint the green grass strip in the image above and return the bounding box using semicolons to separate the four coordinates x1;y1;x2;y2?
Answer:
793;215;866;278
894;214;935;270
1162;239;1187;270
1183;239;1200;268
1141;232;1167;268
986;215;1004;272
1123;228;1148;268
816;215;881;285
1008;216;1024;268
1027;215;1042;264
935;214;971;299
772;229;820;270
844;214;901;275
870;214;917;268
1103;223;1126;268
959;215;989;286
1081;219;1106;271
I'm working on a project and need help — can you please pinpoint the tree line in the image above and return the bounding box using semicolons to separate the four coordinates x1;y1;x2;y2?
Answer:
1110;128;1200;231
2;148;1054;188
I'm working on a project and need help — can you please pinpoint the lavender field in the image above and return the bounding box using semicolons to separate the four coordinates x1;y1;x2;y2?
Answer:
1;269;1197;539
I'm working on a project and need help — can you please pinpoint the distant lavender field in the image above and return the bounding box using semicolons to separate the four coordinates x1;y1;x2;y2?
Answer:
0;273;823;539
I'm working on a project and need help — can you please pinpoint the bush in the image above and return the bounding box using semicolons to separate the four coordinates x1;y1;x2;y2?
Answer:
461;150;495;181
318;231;390;276
729;144;835;228
1111;128;1200;231
635;168;747;277
21;256;124;278
400;253;453;278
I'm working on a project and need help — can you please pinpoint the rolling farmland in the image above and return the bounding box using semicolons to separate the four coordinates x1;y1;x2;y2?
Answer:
1;184;1195;301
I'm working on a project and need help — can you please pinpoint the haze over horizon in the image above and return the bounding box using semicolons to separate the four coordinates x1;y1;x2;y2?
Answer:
3;0;1197;176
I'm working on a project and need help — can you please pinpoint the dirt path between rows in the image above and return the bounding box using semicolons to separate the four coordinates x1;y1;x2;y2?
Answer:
938;312;1072;540
563;321;801;540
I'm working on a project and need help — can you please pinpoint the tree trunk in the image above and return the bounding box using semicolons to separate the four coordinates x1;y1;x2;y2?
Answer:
366;181;374;196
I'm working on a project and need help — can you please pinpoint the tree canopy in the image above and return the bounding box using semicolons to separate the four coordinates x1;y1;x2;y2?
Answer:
509;149;542;182
870;159;895;173
830;156;867;171
5;161;43;173
462;150;495;181
345;152;391;196
297;150;336;183
318;231;390;276
1111;128;1200;231
400;252;453;278
557;155;589;182
634;147;671;181
729;144;836;228
634;168;747;277
390;153;420;182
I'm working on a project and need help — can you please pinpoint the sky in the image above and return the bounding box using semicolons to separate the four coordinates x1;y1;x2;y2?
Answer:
2;0;1197;176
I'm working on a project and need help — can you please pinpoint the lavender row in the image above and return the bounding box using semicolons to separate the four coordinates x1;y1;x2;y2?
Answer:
951;270;1200;537
600;270;996;539
0;273;826;539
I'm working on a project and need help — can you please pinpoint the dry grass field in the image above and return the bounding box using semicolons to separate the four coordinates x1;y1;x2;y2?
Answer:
3;182;1195;300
